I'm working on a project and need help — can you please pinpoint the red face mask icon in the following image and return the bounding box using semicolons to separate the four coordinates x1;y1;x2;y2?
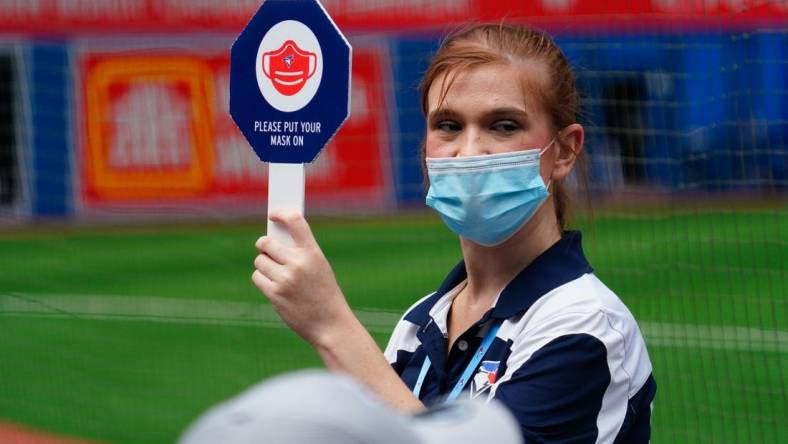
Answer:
262;40;318;96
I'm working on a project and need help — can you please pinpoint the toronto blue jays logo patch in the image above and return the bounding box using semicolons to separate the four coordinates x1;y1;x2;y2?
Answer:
471;360;500;398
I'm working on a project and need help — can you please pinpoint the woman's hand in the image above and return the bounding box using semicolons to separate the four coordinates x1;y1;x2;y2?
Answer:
252;212;424;412
252;212;354;347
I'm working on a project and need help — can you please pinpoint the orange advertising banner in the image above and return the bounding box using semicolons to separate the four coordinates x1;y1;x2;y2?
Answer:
82;56;215;200
78;44;392;210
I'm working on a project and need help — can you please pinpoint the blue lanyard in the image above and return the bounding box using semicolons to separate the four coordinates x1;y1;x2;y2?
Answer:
412;320;502;402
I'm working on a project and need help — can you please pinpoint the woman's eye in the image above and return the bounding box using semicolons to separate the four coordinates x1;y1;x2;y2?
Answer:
491;121;520;133
436;121;461;132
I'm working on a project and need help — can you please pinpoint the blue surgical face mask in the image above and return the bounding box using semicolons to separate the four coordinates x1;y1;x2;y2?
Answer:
425;140;555;247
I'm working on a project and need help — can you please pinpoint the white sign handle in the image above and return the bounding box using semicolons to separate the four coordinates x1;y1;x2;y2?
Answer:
267;162;305;246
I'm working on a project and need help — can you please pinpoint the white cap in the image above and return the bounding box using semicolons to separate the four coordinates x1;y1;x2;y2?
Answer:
178;370;523;444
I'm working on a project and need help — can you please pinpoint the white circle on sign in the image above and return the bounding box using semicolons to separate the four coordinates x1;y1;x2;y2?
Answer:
256;20;323;112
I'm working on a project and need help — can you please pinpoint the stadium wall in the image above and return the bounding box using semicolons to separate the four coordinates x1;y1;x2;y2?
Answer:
0;0;784;220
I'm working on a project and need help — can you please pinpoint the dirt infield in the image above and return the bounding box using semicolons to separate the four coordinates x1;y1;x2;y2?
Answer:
0;423;95;444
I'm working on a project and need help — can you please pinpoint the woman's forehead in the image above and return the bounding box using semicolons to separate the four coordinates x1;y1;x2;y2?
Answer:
426;62;550;115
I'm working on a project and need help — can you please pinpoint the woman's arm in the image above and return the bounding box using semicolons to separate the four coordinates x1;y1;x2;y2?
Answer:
252;212;424;412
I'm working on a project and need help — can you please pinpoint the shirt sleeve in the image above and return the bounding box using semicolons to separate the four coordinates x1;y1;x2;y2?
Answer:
493;333;612;443
383;316;420;366
384;293;435;365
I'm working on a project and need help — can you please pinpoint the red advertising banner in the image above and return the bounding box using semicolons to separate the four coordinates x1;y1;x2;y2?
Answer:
77;43;392;210
2;0;786;35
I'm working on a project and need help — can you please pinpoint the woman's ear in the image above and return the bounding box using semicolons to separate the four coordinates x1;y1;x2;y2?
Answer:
550;123;584;181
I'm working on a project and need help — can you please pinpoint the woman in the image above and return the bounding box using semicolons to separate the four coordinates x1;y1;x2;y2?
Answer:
252;24;656;443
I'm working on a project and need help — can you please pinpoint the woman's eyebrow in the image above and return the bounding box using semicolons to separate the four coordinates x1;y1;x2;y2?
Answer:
486;107;529;120
427;108;460;122
427;107;529;122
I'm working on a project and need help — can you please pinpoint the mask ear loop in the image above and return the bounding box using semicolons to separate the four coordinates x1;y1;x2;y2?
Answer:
539;138;557;156
540;137;558;192
541;131;580;191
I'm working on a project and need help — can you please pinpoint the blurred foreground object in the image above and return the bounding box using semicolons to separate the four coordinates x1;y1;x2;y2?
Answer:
178;369;523;444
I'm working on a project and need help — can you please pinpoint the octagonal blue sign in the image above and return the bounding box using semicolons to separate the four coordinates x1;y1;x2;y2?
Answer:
230;0;351;164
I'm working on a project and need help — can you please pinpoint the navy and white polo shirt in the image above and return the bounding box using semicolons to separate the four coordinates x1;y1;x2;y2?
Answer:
384;231;656;443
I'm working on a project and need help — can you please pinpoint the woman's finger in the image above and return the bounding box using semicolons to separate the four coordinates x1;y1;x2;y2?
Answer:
268;212;318;248
251;269;277;299
255;235;290;265
254;253;287;283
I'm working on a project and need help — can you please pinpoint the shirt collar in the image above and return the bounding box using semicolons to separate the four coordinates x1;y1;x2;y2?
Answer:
404;231;592;327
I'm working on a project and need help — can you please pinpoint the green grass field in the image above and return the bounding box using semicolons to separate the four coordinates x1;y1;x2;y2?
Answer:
0;208;785;443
